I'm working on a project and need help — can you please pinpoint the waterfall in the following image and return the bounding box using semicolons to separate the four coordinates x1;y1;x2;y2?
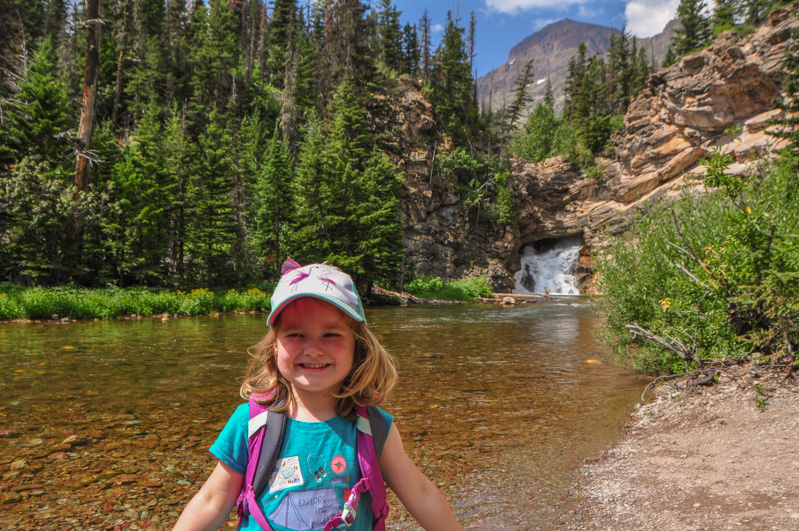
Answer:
513;236;583;295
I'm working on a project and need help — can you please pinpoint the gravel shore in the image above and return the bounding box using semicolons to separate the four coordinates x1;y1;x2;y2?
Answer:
565;364;799;530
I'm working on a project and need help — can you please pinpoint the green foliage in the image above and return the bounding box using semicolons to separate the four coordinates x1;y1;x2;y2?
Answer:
406;275;493;302
0;37;74;174
294;80;404;291
0;159;117;286
769;28;799;158
598;152;799;373
561;42;628;160
0;285;271;321
434;148;516;226
509;104;560;162
0;0;491;293
674;0;713;56
425;11;480;147
504;58;535;129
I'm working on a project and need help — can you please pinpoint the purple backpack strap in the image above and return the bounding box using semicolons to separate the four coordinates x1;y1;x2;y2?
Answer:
236;394;275;531
355;405;389;530
321;406;389;531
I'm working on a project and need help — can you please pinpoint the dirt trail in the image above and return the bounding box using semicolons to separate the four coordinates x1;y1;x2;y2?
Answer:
566;366;799;530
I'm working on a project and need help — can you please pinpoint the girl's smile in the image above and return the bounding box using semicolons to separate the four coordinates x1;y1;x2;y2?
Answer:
275;297;355;402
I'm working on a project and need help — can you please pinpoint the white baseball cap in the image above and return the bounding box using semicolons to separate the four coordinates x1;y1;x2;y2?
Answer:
267;258;366;326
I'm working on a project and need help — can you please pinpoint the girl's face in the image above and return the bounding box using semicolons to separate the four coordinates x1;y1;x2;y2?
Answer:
274;297;356;400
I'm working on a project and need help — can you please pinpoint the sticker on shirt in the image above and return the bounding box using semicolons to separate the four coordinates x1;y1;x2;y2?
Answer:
331;455;347;475
268;456;304;493
307;453;328;483
268;488;341;530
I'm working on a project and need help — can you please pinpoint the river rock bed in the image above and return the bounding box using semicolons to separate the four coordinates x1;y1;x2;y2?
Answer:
0;404;232;530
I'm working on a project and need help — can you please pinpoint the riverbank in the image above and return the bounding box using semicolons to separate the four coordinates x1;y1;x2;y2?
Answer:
564;363;799;530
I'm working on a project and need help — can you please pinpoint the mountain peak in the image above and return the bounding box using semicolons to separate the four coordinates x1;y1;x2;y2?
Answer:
477;18;675;115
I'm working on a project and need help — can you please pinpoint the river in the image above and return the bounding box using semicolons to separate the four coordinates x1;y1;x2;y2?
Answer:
0;301;646;529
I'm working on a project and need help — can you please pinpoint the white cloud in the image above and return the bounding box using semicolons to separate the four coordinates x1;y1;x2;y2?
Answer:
486;0;588;15
432;23;444;33
577;5;601;19
624;0;680;37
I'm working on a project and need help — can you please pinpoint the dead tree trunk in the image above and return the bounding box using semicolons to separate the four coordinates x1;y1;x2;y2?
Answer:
74;0;101;196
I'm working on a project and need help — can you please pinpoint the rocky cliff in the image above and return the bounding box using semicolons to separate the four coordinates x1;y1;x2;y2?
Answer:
396;5;798;292
507;5;797;290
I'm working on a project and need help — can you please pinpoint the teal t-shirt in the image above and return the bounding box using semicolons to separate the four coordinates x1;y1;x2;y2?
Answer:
210;403;393;531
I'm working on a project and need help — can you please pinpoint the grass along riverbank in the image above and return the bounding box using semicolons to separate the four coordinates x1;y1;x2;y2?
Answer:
0;285;272;321
0;275;495;321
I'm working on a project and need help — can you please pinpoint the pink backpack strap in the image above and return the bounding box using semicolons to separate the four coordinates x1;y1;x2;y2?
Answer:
321;406;389;531
236;393;275;531
355;405;389;530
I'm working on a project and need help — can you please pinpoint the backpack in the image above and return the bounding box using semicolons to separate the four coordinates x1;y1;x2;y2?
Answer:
236;393;390;531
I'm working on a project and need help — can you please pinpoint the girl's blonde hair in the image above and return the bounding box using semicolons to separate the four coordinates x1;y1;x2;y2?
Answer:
240;309;398;419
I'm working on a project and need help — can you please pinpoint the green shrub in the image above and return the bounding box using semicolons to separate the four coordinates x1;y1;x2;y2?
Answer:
406;275;493;302
597;151;799;373
0;285;272;320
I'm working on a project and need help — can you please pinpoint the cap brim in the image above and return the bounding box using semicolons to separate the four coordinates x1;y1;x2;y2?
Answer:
267;293;366;327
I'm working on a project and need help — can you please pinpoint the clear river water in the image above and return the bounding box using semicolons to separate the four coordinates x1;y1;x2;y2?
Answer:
0;301;647;530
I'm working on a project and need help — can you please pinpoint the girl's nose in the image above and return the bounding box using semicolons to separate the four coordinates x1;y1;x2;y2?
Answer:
303;338;324;356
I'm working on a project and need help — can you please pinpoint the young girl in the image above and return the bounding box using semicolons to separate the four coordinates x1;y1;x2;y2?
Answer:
175;260;463;531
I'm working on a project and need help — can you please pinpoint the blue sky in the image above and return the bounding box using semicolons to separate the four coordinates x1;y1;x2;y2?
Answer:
392;0;682;78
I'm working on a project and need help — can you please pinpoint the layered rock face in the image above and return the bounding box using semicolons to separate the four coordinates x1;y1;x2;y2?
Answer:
397;6;797;291
505;6;797;289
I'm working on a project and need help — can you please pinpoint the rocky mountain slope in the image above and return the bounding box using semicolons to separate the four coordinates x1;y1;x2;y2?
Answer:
475;18;678;116
395;5;798;292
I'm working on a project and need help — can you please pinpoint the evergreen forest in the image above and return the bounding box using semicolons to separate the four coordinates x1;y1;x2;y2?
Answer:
0;0;793;296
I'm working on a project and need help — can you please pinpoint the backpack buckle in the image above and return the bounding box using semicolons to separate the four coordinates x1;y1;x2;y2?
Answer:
341;490;358;525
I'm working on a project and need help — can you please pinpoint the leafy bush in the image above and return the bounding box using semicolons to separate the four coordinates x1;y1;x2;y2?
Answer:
0;285;271;320
406;275;493;302
597;150;799;373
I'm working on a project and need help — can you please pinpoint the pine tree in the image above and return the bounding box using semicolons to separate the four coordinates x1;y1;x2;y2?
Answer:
187;0;238;128
162;103;194;284
267;0;297;89
563;42;588;119
0;36;74;175
607;28;632;114
743;0;769;24
187;108;239;285
713;0;739;34
112;103;175;284
321;0;372;92
544;77;554;109
467;12;477;75
573;56;613;154
662;45;678;67
252;125;295;275
427;11;478;147
164;0;192;109
768;28;799;159
294;13;318;118
632;42;651;95
504;58;534;129
673;0;712;56
419;10;432;83
402;22;420;76
377;0;403;72
295;80;403;291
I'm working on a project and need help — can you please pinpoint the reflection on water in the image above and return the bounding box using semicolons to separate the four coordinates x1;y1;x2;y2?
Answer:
0;302;645;529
